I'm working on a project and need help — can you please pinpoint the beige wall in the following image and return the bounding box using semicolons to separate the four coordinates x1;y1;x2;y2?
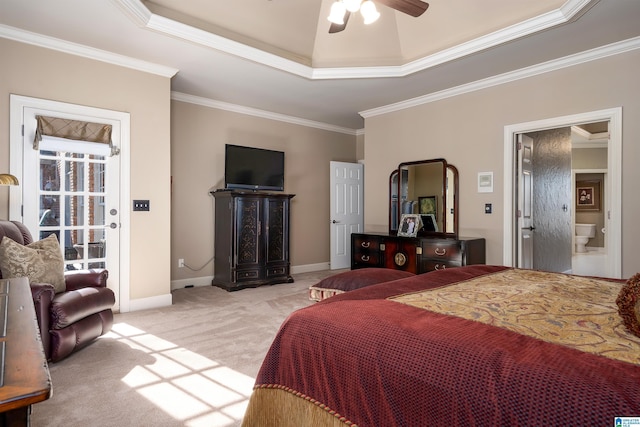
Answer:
170;101;357;283
0;38;172;303
572;147;607;170
356;133;365;161
364;49;640;278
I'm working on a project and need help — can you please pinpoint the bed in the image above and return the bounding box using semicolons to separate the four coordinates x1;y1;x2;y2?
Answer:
242;265;640;426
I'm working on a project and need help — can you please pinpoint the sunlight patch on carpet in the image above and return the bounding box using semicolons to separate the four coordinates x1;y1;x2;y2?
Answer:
105;322;253;426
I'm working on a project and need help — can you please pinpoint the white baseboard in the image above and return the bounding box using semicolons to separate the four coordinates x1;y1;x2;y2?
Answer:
291;262;331;274
171;275;214;291
127;293;173;312
169;263;331;291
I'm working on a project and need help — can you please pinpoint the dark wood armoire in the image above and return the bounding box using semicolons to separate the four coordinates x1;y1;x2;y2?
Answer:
211;190;294;291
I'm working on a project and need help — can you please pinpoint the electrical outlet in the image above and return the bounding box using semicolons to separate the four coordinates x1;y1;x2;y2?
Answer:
178;258;185;268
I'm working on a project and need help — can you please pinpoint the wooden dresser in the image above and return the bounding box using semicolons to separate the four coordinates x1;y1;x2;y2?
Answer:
0;277;52;426
351;232;485;274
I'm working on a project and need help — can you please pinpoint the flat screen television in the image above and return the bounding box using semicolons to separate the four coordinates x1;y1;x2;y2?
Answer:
224;144;285;191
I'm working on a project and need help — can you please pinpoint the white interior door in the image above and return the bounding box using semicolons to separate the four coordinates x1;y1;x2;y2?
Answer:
517;134;534;269
329;161;364;270
10;95;128;311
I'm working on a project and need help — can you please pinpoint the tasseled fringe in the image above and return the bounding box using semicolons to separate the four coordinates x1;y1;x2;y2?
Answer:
242;386;356;427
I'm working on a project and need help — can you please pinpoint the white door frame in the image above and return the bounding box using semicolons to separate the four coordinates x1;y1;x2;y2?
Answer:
9;94;131;312
517;134;534;269
503;107;622;278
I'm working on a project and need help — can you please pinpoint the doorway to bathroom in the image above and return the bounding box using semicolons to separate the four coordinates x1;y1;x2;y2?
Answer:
503;108;622;279
572;169;607;276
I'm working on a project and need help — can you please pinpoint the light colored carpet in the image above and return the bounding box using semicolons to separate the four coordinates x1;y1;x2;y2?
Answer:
31;269;344;427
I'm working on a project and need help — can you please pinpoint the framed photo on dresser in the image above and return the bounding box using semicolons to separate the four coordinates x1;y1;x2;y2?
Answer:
397;214;422;237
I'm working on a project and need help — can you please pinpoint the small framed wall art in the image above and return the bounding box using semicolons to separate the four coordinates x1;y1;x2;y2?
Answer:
478;172;494;193
576;179;601;211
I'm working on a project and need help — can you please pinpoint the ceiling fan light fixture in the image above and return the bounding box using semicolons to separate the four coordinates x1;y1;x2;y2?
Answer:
360;1;380;24
344;0;362;13
328;1;347;24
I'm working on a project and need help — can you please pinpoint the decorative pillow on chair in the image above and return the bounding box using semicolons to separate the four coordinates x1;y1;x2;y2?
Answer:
0;234;66;293
616;272;640;338
309;268;415;302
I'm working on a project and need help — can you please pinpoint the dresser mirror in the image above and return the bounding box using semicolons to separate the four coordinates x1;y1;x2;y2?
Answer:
389;158;459;237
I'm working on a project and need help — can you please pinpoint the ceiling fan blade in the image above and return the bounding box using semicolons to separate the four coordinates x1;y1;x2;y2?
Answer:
376;0;429;17
329;10;351;33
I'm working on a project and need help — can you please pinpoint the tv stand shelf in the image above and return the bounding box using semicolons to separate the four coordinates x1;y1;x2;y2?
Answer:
211;190;294;291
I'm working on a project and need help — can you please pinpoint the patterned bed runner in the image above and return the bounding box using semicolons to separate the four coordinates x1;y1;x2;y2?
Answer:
390;269;640;365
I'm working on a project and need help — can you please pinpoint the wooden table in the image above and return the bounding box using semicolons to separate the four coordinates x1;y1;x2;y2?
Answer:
0;277;52;426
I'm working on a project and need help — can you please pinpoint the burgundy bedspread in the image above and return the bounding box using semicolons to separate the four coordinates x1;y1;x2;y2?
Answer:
252;265;640;426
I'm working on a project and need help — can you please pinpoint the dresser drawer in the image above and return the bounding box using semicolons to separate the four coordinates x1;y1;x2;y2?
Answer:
234;268;261;282
421;259;462;271
266;265;288;278
351;234;384;268
421;240;463;261
353;235;382;251
352;251;382;267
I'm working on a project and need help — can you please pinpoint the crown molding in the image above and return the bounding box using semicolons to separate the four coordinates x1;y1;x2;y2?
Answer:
0;23;178;78
397;0;593;78
112;0;313;79
171;92;358;136
571;126;608;148
360;36;640;119
114;0;594;80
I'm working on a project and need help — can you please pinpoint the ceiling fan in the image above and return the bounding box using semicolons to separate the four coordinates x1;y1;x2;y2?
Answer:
328;0;429;34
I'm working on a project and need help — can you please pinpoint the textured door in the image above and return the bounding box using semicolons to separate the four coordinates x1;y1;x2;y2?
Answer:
531;128;572;272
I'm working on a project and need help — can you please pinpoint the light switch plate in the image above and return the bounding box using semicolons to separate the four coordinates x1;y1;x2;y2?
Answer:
133;200;150;211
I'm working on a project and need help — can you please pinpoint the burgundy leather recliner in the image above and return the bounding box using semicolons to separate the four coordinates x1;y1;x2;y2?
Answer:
0;220;115;362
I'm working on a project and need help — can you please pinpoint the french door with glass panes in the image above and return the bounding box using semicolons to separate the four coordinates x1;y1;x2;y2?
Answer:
15;101;123;311
36;149;111;270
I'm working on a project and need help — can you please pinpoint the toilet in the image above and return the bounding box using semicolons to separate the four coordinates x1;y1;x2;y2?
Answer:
575;223;596;253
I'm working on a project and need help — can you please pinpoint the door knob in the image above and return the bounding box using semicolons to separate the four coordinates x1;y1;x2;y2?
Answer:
110;223;118;229
331;220;339;223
